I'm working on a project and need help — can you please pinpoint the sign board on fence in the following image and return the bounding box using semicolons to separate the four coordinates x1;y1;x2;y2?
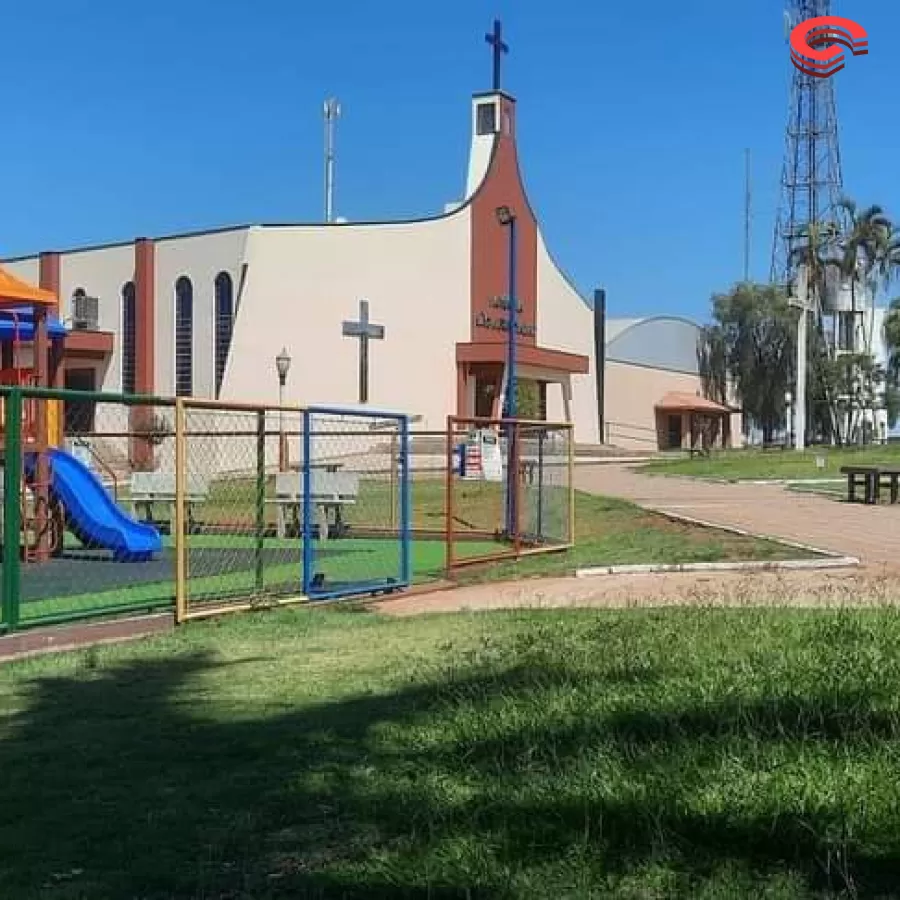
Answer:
478;429;504;482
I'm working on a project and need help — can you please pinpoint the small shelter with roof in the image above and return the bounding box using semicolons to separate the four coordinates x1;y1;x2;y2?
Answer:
655;391;738;452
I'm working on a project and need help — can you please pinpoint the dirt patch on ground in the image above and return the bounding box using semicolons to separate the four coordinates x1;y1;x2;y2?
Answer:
374;567;896;617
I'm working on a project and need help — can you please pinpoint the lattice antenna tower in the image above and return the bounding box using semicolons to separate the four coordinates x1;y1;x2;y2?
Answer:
770;0;848;294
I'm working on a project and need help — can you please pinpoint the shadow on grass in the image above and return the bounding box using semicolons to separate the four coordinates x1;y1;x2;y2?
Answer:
3;646;900;898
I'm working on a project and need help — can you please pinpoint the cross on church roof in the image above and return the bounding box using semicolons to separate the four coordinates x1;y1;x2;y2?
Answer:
485;19;509;92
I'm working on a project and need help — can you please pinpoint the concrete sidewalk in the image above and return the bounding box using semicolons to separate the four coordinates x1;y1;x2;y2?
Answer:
574;465;900;571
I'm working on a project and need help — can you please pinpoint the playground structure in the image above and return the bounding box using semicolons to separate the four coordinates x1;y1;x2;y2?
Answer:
0;270;575;636
0;267;161;568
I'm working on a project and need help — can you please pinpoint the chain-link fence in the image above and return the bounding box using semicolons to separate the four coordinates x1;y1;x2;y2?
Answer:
445;416;574;572
175;400;306;621
518;422;574;546
301;406;411;601
1;387;177;630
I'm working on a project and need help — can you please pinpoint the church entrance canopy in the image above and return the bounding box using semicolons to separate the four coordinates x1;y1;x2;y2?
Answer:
456;341;589;421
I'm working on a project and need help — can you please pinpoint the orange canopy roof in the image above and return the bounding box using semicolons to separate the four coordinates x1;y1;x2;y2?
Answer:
0;265;56;307
656;392;735;415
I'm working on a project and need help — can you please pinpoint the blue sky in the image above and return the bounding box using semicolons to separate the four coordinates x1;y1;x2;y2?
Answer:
2;1;895;321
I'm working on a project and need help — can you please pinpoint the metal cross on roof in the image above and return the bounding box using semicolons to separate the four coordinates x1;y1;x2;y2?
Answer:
485;19;509;92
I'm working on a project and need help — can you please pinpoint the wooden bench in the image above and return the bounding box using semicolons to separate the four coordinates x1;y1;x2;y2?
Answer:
839;465;900;505
270;469;360;540
130;472;210;527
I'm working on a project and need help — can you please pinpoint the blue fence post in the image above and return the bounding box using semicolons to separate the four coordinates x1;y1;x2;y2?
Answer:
301;409;313;596
537;428;545;539
399;415;412;586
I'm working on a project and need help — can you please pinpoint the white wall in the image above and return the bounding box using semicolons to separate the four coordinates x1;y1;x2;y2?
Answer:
60;244;135;392
221;215;472;432
154;228;250;398
535;231;599;443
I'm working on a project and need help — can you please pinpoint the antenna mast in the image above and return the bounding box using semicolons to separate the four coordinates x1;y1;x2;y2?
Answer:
770;0;846;290
323;98;341;223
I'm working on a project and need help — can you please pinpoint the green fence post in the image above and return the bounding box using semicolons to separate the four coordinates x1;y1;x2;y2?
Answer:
255;410;266;593
2;389;23;630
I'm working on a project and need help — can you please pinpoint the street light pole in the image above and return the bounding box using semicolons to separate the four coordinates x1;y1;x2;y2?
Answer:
790;266;809;452
785;390;793;447
275;348;292;471
495;205;518;539
496;206;519;419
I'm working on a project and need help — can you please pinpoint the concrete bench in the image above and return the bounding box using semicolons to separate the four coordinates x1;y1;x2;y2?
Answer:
269;469;359;540
130;471;210;527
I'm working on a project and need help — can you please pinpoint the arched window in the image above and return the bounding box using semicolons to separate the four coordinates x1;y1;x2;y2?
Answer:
121;282;136;394
174;276;193;397
214;271;234;398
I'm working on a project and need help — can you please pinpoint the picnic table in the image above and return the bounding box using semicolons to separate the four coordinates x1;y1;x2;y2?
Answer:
839;465;900;505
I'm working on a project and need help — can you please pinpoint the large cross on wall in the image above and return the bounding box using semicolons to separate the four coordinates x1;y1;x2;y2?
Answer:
342;299;385;404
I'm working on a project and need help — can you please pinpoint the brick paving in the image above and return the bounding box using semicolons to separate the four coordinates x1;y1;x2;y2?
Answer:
574;464;900;571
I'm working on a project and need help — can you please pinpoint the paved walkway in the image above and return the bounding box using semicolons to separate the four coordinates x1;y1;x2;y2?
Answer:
574;465;900;571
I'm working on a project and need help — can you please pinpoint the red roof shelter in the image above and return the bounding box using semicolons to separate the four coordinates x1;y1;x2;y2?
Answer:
655;392;738;453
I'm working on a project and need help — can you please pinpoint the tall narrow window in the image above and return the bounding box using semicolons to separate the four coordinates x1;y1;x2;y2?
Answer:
122;281;136;394
214;271;234;397
175;276;193;397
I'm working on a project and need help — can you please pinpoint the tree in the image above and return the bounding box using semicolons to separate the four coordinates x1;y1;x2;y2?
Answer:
884;297;900;382
697;325;727;407
697;282;795;443
515;380;542;420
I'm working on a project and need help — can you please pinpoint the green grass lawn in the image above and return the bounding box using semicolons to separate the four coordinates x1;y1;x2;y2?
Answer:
639;445;900;481
4;606;900;897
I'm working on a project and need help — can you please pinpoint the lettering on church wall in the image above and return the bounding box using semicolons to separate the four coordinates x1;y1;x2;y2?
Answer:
474;295;537;338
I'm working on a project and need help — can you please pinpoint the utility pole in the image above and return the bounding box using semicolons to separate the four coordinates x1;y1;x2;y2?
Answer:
743;148;752;282
323;98;341;223
791;264;809;451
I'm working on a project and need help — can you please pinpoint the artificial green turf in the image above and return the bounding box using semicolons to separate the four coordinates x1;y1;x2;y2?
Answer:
3;605;900;897
17;537;497;624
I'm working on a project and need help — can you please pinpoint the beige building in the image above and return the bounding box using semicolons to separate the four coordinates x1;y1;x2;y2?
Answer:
602;316;740;451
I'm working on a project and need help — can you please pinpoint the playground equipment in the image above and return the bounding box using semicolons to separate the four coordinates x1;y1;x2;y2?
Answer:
0;266;161;565
25;449;161;562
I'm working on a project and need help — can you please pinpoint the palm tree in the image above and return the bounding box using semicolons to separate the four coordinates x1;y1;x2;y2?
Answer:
833;197;893;353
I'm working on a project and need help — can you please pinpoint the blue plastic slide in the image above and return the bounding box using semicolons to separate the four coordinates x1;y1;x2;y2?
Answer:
25;449;162;562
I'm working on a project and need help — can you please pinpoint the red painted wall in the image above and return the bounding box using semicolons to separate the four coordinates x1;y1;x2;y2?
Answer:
469;95;538;348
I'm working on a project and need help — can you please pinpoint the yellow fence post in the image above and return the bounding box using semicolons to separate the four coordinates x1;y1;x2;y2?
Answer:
567;423;576;547
174;398;187;624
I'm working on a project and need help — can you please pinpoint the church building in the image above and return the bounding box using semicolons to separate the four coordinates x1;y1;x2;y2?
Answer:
3;23;731;451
